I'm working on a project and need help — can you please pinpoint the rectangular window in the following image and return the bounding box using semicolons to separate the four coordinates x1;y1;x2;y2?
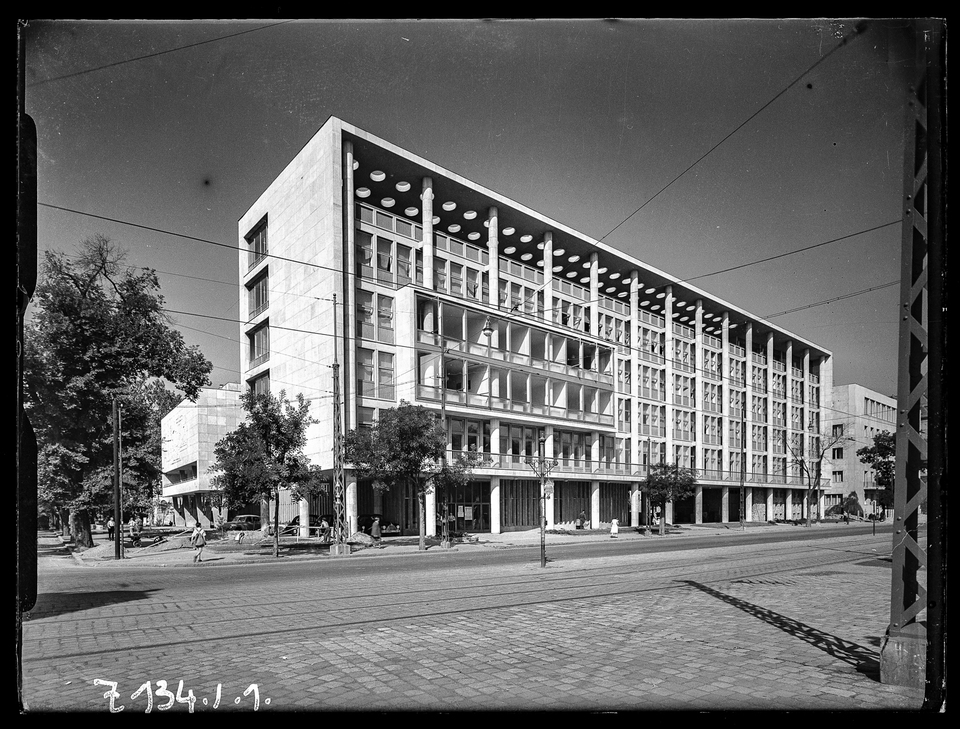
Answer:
832;447;843;460
248;323;270;367
249;372;270;396
357;407;376;429
357;291;375;339
247;271;269;318
356;230;374;277
357;348;375;397
397;244;412;285
377;295;394;344
246;218;268;268
378;352;395;400
832;471;844;483
377;237;393;283
832;424;844;437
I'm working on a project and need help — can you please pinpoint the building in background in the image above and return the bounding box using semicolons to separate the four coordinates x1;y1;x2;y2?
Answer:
160;383;245;528
825;383;897;517
239;116;835;535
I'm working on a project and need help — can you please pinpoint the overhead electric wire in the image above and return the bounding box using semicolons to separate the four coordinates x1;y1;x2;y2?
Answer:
596;21;868;245
28;20;297;87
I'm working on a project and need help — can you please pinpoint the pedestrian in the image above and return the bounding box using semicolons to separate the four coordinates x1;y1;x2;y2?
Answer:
191;523;207;563
610;517;619;538
842;510;849;525
371;516;382;548
107;516;115;541
578;510;587;530
319;516;330;543
129;517;141;547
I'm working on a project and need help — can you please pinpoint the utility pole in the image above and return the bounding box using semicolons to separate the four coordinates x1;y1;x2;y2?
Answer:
330;293;350;556
739;406;746;530
113;398;121;560
527;434;557;568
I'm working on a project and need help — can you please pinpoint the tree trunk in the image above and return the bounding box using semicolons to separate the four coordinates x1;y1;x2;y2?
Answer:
59;508;70;538
659;500;666;537
273;488;281;558
417;486;426;551
70;509;95;548
260;494;271;541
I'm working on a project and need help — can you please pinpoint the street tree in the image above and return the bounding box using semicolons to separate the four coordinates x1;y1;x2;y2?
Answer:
210;390;326;557
641;463;698;536
23;237;212;547
785;424;853;526
344;401;480;551
857;430;896;514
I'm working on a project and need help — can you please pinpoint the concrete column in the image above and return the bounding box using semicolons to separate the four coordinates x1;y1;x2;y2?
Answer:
745;486;753;522
818;490;825;522
298;497;310;538
664;286;674;466
490;477;501;534
589;252;599;335
665;500;674;525
630;483;639;527
721;485;730;522
695;484;703;524
766;488;774;523
346;474;358;535
544;479;555;530
721;312;730;479
426;489;437;537
802;491;809;520
542;231;553;301
590;481;601;529
785;488;793;520
343;141;358;432
487;206;499;307
630;272;641;468
422;177;434;289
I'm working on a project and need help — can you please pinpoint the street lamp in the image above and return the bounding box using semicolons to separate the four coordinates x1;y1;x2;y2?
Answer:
526;434;558;568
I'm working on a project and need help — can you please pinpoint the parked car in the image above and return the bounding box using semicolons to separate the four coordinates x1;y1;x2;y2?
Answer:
357;514;401;535
277;514;324;536
223;514;262;531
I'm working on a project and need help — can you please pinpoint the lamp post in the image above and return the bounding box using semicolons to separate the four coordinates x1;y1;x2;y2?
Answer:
526;434;557;568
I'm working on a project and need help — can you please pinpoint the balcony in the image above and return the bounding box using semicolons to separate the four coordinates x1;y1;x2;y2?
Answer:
673;359;695;374
673;322;694;339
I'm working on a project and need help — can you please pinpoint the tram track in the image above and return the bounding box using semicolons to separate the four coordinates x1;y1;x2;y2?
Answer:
23;535;891;663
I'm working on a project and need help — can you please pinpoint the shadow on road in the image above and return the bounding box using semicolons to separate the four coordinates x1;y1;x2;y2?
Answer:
25;589;161;620
681;580;881;682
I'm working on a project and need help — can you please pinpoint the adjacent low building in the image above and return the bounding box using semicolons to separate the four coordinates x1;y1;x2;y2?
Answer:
239;116;836;535
160;383;245;528
824;383;897;517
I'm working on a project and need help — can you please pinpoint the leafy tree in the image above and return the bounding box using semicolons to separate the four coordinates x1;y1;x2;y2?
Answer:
641;463;698;536
785;425;853;527
344;401;480;551
210;390;327;557
23;237;212;547
857;430;896;511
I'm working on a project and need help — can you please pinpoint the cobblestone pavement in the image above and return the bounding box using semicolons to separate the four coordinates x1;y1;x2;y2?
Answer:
21;526;925;713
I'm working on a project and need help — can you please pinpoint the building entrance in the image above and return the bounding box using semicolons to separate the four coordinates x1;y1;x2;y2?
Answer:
439;480;490;533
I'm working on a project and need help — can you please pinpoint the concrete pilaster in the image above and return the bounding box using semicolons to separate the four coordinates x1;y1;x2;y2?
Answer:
346;475;358;535
630;483;639;527
299;497;310;539
766;488;774;523
695;484;703;524
721;486;730;523
488;207;499;307
589;253;599;335
745;487;753;522
426;489;437;537
590;481;601;529
490;477;501;534
422;177;434;289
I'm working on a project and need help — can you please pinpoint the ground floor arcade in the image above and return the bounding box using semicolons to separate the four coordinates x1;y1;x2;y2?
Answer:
272;476;828;536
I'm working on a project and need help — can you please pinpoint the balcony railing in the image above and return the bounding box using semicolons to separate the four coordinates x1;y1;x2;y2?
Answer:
673;322;694;339
772;360;786;372
417;384;615;426
249;351;269;369
673;359;695;374
639;310;665;328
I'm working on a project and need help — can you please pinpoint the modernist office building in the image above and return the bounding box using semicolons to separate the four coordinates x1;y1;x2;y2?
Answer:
239;117;834;536
824;384;897;517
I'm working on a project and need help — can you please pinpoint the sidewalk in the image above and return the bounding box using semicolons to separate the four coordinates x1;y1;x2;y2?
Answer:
45;518;863;569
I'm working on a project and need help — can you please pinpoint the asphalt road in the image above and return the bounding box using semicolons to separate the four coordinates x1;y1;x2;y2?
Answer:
21;525;924;713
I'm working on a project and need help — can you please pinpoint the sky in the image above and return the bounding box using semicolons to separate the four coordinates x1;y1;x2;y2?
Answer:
21;19;918;398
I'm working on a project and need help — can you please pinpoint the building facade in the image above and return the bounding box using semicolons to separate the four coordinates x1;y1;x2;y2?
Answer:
825;383;897;517
239;117;834;535
160;383;244;528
